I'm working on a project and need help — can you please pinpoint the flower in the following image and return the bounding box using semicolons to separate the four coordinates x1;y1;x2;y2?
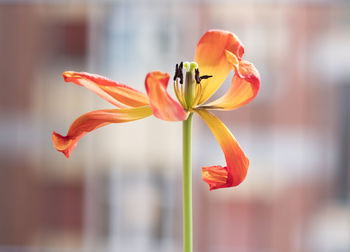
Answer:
52;29;260;190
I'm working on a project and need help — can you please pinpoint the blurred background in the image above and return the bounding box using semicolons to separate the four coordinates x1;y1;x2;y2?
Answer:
1;0;349;252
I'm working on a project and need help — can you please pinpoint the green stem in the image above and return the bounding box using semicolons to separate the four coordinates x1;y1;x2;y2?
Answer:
183;112;193;252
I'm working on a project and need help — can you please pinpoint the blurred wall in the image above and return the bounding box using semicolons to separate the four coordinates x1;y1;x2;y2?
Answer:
0;1;349;252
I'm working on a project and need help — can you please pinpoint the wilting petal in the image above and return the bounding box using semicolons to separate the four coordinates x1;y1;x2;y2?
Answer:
201;56;260;110
63;71;149;108
145;71;188;121
194;30;245;104
52;106;153;158
196;109;249;190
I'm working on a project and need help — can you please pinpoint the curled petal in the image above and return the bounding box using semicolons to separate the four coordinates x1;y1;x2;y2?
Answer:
63;71;149;108
145;71;188;121
202;166;228;190
196;109;249;190
201;55;260;110
52;106;153;158
194;30;245;104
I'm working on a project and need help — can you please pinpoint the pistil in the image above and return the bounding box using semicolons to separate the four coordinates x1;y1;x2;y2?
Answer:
183;62;197;108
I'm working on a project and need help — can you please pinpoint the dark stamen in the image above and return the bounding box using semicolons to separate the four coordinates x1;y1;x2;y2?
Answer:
178;61;184;84
173;64;179;81
195;68;201;84
200;75;213;80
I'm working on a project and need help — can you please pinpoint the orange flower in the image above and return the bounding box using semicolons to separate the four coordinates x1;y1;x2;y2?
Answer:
52;29;260;190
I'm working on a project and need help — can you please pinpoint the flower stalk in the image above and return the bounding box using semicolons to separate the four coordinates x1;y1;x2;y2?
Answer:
182;112;193;252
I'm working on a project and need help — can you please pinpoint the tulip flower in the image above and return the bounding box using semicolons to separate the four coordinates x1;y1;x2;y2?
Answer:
52;29;260;252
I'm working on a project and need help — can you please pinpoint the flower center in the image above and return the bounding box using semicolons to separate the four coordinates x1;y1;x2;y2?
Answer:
173;61;212;110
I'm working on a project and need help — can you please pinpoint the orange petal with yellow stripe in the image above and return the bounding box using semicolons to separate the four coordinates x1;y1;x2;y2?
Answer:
145;71;188;121
202;56;260;110
52;106;153;158
63;71;149;108
196;109;249;190
194;30;245;104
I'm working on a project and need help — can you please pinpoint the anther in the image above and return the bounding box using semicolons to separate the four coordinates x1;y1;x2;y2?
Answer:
173;64;179;81
200;75;213;80
195;68;201;84
179;61;184;84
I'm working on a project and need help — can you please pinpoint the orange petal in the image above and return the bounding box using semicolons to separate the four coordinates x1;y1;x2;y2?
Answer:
63;71;149;108
145;71;188;121
52;106;153;158
194;30;245;104
196;109;249;190
201;57;260;110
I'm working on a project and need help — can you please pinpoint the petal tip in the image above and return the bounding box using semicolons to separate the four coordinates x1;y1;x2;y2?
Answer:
52;131;73;158
202;166;229;190
145;71;170;90
62;71;75;82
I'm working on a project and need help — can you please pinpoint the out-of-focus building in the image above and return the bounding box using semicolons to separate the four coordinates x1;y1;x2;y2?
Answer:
0;1;349;252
